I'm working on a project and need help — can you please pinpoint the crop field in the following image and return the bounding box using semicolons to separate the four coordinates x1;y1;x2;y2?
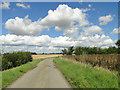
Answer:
32;54;62;60
62;54;120;71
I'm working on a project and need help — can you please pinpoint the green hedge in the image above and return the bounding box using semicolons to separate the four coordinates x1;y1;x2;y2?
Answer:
2;52;32;70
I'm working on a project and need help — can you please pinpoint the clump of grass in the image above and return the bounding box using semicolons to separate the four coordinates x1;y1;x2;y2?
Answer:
54;57;118;88
2;58;45;88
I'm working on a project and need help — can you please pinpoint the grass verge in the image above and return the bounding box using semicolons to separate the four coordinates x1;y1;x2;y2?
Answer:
54;57;118;88
2;58;45;88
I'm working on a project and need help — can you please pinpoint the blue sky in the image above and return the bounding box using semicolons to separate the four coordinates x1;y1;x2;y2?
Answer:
0;2;119;53
2;2;118;38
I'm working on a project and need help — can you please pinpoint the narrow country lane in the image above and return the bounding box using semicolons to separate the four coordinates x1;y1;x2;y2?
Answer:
8;58;71;88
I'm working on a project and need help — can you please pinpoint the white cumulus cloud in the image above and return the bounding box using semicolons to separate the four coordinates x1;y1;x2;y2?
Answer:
82;25;103;35
5;15;45;35
99;14;113;25
5;4;89;37
3;4;117;53
16;3;30;9
41;4;89;30
0;34;116;53
111;28;120;34
77;34;116;48
40;4;89;38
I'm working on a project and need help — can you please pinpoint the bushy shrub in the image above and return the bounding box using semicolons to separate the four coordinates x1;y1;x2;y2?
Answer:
2;52;32;70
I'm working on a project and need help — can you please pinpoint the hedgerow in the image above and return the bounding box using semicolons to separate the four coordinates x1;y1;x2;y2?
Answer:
2;52;32;70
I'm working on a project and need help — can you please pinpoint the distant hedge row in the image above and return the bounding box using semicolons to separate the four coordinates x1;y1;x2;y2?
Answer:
2;52;32;70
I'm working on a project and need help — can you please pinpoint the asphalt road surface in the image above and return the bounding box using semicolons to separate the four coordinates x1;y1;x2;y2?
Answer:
8;58;71;88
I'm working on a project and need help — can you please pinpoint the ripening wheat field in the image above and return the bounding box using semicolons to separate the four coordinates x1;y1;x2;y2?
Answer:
32;54;63;60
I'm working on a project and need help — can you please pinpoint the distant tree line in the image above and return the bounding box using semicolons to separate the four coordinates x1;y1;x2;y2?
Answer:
31;52;62;55
31;52;37;55
62;40;120;55
41;53;62;55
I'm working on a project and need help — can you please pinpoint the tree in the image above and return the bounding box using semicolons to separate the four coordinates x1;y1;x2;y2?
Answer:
116;40;120;48
74;47;82;55
115;40;120;54
62;48;67;55
67;46;74;55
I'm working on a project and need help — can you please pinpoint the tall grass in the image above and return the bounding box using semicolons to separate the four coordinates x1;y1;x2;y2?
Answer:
54;57;118;88
62;54;120;71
